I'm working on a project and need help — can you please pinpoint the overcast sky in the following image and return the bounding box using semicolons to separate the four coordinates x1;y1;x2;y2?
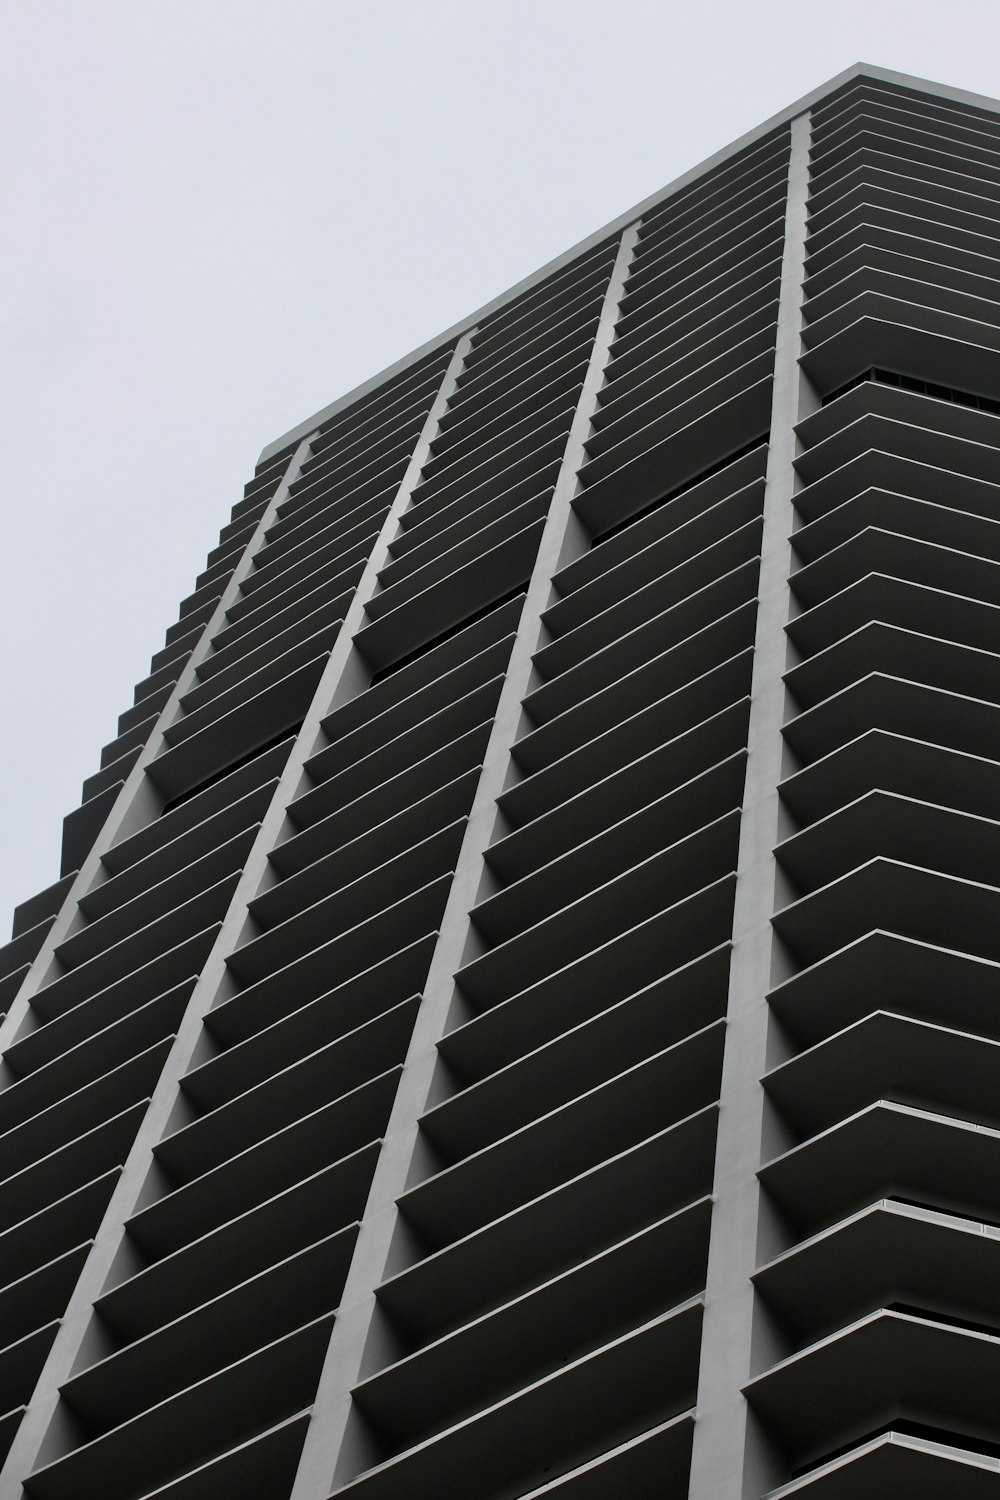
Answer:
2;0;999;937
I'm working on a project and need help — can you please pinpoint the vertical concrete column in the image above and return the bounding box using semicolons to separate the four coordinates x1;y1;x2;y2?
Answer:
686;110;812;1500
0;339;471;1497
0;432;315;1063
289;220;641;1500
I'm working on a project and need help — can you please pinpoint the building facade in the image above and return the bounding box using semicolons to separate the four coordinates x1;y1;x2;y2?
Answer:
2;62;1000;1499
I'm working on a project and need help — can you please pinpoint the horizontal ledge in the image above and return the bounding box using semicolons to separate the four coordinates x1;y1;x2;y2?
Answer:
545;473;765;639
746;1310;1000;1471
23;1317;333;1500
779;728;1000;828
764;1430;1000;1498
767;929;1000;1048
755;1198;1000;1353
355;1217;708;1450
764;1008;1000;1136
332;1301;703;1499
760;1098;1000;1233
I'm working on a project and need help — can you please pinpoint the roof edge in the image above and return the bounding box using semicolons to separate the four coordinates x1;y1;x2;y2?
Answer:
258;62;1000;466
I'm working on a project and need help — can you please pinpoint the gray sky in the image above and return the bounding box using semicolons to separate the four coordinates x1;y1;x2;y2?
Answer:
2;0;998;937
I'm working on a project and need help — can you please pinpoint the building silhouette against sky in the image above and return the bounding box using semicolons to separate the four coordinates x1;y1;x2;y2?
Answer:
3;60;1000;1499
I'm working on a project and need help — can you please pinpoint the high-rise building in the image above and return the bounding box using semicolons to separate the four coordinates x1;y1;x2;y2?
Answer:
4;59;1000;1500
